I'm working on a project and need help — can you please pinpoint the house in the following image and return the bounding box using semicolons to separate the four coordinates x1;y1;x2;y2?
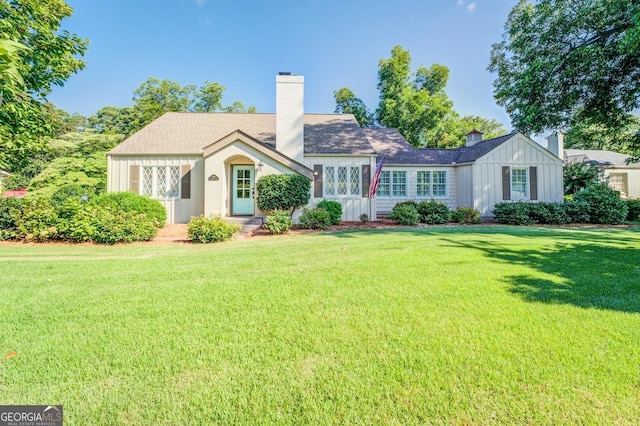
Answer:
107;73;564;223
564;148;640;199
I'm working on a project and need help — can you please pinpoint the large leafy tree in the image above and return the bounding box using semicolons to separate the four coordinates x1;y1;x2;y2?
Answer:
376;46;455;147
333;87;374;127
0;0;87;171
489;0;640;158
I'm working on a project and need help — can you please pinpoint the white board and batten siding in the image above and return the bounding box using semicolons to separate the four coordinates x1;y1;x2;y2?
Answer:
107;155;204;224
304;156;376;222
472;135;563;216
375;166;457;215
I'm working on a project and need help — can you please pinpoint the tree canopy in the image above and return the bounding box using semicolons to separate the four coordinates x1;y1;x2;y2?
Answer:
0;0;87;171
489;0;640;157
334;45;506;148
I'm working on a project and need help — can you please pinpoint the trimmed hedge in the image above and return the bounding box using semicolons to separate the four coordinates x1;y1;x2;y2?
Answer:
626;199;640;222
256;174;311;214
417;200;450;224
451;207;481;224
299;208;332;230
494;186;627;225
0;192;162;243
389;202;420;226
91;191;167;227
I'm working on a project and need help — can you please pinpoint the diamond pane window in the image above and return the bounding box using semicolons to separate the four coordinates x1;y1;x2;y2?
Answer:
325;167;336;196
156;167;167;197
142;167;153;196
168;167;180;198
337;167;348;195
350;167;360;195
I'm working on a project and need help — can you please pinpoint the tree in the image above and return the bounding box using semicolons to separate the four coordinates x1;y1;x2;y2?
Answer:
333;87;374;127
88;106;140;137
0;0;87;171
437;115;508;148
376;46;455;148
489;0;640;158
221;100;256;113
565;115;640;153
193;80;224;112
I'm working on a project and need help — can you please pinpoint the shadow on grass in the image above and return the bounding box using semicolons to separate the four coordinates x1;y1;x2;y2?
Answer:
324;225;640;313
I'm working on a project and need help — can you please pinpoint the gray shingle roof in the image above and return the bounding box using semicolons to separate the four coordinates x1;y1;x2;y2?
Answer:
364;128;518;164
564;149;639;166
108;112;375;156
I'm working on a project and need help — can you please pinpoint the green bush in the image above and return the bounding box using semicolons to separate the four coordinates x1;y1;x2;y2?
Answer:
417;200;450;224
563;162;600;195
316;200;342;225
0;197;23;240
2;174;30;191
527;202;571;225
359;213;369;223
69;206;158;244
573;184;628;224
389;202;420;226
188;215;241;243
51;184;95;205
564;198;591;223
92;192;166;227
451;206;481;224
299;208;332;230
493;202;534;225
264;210;293;234
256;174;311;214
11;196;59;241
625;199;640;222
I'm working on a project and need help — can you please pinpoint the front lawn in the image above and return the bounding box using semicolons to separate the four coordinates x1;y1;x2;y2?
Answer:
1;226;639;424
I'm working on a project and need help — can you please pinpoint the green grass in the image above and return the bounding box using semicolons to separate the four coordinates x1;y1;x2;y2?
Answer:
1;226;640;424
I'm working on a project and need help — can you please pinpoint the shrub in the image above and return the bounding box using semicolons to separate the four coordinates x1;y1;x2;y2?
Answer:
493;202;534;225
0;197;23;240
527;202;571;225
51;184;95;205
2;174;30;191
264;210;293;234
299;208;332;230
625;199;640;222
564;198;591;223
417;200;450;224
71;206;158;244
573;184;628;224
389;202;420;226
11;196;59;241
360;213;369;223
92;192;166;227
451;206;481;224
563;162;600;195
188;215;241;243
256;174;311;215
316;200;342;225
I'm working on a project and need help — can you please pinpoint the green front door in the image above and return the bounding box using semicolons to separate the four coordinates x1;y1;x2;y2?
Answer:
232;165;254;215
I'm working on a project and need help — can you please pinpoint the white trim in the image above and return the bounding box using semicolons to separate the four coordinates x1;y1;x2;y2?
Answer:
510;167;529;200
142;165;181;200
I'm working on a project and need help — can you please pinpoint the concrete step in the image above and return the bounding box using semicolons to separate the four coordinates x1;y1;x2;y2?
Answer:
224;216;264;234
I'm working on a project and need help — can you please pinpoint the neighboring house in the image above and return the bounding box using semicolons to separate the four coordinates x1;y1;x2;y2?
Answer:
564;149;640;199
107;73;564;223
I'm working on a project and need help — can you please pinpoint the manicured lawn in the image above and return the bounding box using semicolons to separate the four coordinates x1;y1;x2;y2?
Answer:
1;226;640;424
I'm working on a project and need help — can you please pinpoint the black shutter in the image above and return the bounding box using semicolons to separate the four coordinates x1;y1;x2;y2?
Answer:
181;165;191;199
502;166;511;201
529;166;538;201
362;165;371;198
130;165;140;194
313;165;323;198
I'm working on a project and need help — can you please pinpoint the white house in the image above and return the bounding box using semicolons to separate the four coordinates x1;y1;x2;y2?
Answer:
107;73;564;223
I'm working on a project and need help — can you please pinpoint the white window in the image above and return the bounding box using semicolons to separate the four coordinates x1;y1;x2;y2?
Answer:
142;166;180;199
378;170;407;197
511;168;528;199
417;171;448;198
609;173;628;197
325;166;360;197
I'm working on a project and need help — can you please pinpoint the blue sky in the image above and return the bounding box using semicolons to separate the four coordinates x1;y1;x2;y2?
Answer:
49;0;519;128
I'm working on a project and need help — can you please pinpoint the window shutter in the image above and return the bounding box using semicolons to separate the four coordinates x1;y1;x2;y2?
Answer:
362;165;371;198
502;166;511;201
181;165;191;199
529;166;538;201
313;164;323;198
129;165;140;194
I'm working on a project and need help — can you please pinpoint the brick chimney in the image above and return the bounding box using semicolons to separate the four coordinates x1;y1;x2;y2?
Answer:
276;73;304;162
466;129;483;147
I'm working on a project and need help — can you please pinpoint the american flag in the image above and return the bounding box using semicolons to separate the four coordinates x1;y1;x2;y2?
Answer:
368;156;385;198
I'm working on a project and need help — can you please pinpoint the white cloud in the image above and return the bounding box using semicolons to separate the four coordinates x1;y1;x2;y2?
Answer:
456;0;464;5
467;2;477;12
